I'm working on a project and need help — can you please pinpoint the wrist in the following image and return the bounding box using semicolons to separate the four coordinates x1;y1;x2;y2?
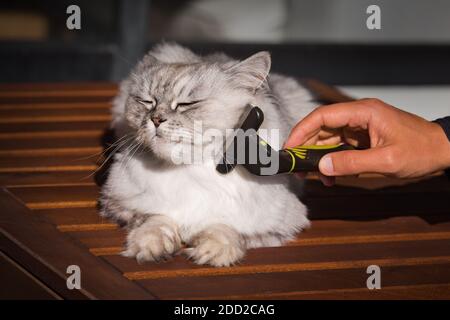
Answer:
430;121;450;170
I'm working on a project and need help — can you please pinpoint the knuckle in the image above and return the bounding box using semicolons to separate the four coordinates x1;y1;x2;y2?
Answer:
314;104;326;111
382;149;400;174
345;154;359;173
358;98;392;120
366;97;383;105
336;153;358;174
314;104;332;117
360;98;384;109
311;106;326;119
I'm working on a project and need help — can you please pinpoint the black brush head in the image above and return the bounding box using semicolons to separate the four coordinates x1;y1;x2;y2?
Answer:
216;106;265;174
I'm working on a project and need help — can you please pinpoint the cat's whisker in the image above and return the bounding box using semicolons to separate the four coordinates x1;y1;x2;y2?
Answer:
98;135;135;165
116;144;134;175
127;140;144;168
117;140;142;176
97;133;135;158
75;132;134;161
82;134;136;179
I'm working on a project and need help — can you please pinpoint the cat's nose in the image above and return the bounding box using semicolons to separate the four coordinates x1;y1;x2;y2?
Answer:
150;115;167;127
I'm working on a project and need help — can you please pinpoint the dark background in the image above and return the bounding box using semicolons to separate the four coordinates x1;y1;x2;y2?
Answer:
0;0;449;85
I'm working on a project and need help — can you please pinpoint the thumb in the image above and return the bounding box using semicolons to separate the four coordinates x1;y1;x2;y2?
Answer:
318;148;387;176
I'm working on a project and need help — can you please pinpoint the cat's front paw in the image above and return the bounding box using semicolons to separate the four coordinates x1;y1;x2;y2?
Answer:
123;215;182;263
186;225;245;267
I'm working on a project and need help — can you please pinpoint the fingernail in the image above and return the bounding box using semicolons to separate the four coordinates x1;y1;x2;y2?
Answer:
319;155;334;175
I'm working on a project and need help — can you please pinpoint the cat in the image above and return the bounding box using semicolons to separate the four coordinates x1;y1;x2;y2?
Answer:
100;43;316;267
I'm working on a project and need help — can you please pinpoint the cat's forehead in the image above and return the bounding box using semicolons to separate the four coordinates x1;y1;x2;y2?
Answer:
137;63;222;98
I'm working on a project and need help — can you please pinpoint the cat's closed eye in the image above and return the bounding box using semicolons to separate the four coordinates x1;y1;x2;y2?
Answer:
174;100;204;112
134;96;156;110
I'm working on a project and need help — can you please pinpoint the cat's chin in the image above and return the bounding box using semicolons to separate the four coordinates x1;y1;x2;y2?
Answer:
145;137;188;165
145;137;177;163
147;138;217;166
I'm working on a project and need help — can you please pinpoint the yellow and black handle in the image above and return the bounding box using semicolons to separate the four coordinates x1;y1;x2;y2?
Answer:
278;144;355;174
235;134;355;176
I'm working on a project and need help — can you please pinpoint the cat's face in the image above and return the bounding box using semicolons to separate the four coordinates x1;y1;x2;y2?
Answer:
124;50;271;163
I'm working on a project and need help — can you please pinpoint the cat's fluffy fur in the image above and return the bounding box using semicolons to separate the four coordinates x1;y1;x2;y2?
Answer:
100;43;316;266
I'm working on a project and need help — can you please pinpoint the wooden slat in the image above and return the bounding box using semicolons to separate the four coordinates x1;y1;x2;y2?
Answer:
287;231;450;246
37;208;109;226
125;256;450;281
0;107;109;118
71;229;126;251
0;251;61;299
0;172;96;188
0;188;153;299
8;185;100;202
0;96;113;104
57;223;118;232
135;264;450;299
0;154;99;168
0;147;102;157
8;185;99;209
0;139;104;186
196;283;450;300
88;231;450;258
67;215;450;257
0;83;117;104
27;201;97;210
0;82;117;92
0;121;109;133
103;239;450;279
0;90;116;99
0;102;110;111
0;115;111;124
0;136;102;150
0;130;104;140
0;166;96;173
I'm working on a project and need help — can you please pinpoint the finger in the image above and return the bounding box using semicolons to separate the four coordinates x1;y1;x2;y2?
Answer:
284;100;373;148
287;126;342;148
343;127;371;148
301;135;319;147
318;147;390;176
318;127;342;139
316;136;343;146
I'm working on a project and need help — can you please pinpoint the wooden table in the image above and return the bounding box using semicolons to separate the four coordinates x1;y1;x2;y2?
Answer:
1;83;450;300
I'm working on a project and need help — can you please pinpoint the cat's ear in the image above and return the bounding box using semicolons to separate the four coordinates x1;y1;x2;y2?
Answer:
226;51;271;91
140;53;160;67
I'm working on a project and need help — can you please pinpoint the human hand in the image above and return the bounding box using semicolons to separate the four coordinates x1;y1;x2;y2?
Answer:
285;98;450;185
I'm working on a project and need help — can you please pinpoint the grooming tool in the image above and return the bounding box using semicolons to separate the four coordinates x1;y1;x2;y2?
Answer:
216;106;354;176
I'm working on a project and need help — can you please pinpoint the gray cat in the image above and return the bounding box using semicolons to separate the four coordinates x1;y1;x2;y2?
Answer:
100;43;315;266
